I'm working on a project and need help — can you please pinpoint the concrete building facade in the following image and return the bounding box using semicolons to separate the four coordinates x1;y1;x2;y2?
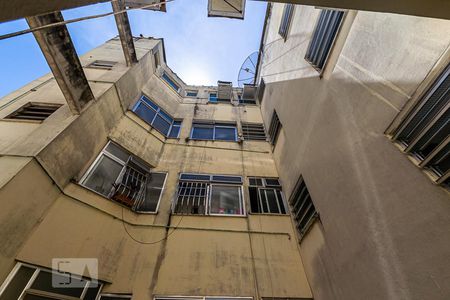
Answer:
0;2;449;300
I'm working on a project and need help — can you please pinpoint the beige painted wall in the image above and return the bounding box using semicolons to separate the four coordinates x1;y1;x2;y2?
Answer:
258;4;450;300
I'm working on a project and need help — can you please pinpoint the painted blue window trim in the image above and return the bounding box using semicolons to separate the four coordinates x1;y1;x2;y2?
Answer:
162;72;180;92
190;122;238;142
186;91;198;97
133;95;182;138
209;92;218;103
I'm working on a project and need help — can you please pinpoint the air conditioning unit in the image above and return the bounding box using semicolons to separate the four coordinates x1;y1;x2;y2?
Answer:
217;81;233;102
124;0;166;11
208;0;246;20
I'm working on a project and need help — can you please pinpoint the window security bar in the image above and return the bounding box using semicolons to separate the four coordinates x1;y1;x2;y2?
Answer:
111;158;149;209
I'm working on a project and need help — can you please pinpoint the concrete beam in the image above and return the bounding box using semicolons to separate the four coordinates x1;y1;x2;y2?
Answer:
112;0;138;66
264;0;450;20
26;12;94;114
0;0;110;23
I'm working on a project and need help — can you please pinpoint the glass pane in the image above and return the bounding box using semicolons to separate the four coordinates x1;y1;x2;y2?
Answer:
134;102;157;126
141;96;158;110
249;187;260;213
168;125;180;138
105;142;130;162
83;282;102;300
212;175;242;183
138;188;162;212
149;173;166;188
191;126;214;140
158;109;174;123
83;155;123;197
210;185;242;215
215;127;236;141
162;73;180;91
0;266;35;300
180;174;211;181
265;189;279;213
152;114;171;136
30;271;85;297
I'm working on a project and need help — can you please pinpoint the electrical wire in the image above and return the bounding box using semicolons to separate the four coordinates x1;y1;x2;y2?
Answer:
121;206;184;245
0;0;175;41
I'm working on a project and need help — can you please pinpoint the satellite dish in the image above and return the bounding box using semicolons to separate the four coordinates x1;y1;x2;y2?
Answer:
237;51;259;88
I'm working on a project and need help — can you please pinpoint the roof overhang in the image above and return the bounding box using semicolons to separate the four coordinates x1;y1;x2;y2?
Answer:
208;0;246;20
124;0;166;12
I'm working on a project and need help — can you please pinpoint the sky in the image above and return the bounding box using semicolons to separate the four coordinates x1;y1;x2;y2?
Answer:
0;0;267;99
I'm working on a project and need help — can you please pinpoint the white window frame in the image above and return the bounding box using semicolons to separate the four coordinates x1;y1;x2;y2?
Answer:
174;173;246;217
0;262;102;300
190;121;238;142
79;141;166;214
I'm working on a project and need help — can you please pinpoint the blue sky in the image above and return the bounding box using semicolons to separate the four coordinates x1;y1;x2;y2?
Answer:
0;0;267;99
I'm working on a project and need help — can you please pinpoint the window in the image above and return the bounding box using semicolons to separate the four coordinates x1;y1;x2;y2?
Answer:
162;72;180;92
209;92;218;103
191;121;237;142
5;102;62;121
249;177;286;214
241;122;266;141
174;173;244;216
87;60;117;70
99;294;132;299
238;94;257;105
391;64;449;187
305;9;345;71
279;4;294;40
153;50;160;69
257;78;266;103
133;95;182;138
290;176;318;240
268;111;282;145
0;262;102;300
80;141;167;213
186;90;198;97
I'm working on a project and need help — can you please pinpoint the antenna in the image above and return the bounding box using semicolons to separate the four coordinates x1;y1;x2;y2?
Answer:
237;51;259;88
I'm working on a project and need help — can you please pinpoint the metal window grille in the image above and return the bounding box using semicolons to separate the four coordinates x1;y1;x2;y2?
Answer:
305;9;344;71
268;110;282;145
279;4;294;40
111;158;149;209
248;177;286;214
174;173;244;215
87;60;117;70
81;141;166;212
242;122;267;140
133;95;182;138
5;102;61;121
392;64;449;187
290;177;318;240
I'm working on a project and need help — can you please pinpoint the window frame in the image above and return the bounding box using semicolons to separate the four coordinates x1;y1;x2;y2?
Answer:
0;262;102;300
289;176;319;241
388;63;450;187
278;3;295;40
304;9;345;73
132;95;182;138
173;173;246;217
186;90;198;97
80;141;167;214
5;102;62;122
209;92;218;103
248;177;287;215
190;121;238;142
268;110;282;146
162;72;181;93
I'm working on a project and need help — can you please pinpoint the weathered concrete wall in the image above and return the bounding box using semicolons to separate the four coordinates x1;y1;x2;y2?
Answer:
258;4;450;300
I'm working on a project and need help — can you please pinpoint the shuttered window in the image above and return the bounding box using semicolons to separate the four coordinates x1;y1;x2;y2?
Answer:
242;122;266;141
392;64;449;187
290;176;318;240
305;9;344;71
268;110;282;145
5;102;62;121
279;4;294;40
